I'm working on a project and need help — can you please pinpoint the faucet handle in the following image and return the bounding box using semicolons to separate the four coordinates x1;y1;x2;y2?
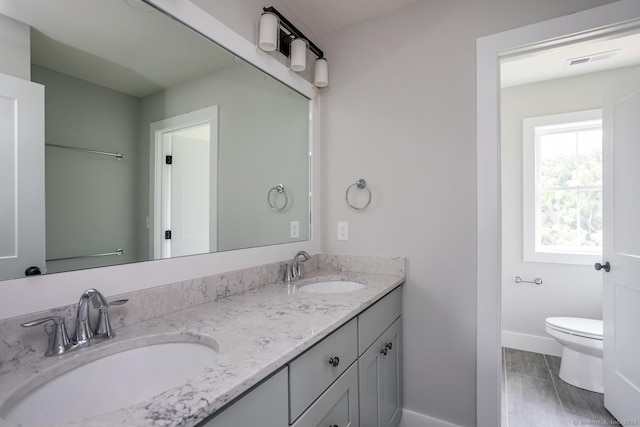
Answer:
95;299;128;338
21;316;72;357
281;264;293;283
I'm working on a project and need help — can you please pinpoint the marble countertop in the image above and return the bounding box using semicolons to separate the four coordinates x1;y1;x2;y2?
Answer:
0;270;404;427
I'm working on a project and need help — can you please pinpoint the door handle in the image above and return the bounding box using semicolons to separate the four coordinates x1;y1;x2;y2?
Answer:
594;261;610;272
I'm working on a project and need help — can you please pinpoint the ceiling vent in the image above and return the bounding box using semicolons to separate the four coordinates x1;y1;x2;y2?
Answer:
566;50;619;67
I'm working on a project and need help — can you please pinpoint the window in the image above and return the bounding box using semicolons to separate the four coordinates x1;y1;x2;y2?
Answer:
523;110;603;264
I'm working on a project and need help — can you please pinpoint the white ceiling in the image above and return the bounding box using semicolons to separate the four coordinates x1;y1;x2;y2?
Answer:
501;31;640;87
5;0;639;94
279;0;424;37
0;0;235;98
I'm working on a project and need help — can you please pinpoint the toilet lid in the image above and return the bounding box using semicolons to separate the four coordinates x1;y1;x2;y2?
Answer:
545;317;603;340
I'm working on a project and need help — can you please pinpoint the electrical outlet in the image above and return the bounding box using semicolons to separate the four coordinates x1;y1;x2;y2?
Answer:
290;221;300;238
338;221;348;240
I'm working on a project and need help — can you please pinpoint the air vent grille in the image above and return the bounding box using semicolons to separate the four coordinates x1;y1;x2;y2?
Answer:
566;50;618;67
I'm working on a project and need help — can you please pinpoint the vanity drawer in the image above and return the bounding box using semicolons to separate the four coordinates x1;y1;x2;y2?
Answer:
358;286;402;355
289;318;358;423
291;362;359;427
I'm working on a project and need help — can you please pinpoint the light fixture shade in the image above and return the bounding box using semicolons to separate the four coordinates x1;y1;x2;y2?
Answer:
258;12;279;52
290;38;308;72
314;58;329;87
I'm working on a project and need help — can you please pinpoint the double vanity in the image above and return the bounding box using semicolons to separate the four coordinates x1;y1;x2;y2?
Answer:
0;254;405;427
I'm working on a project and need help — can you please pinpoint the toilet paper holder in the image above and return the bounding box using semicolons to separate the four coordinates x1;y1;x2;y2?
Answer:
514;276;542;285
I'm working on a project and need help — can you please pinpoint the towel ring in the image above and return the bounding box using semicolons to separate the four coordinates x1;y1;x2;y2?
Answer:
345;179;372;210
268;184;288;211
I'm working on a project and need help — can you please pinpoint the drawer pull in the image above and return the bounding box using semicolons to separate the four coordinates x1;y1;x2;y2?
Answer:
380;347;388;356
385;342;393;350
328;356;340;367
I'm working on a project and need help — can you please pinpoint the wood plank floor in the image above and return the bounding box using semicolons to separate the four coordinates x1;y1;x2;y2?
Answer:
501;348;618;427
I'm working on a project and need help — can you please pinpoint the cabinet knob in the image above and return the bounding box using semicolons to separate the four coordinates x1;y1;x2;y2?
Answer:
385;342;393;350
594;261;611;272
328;356;340;367
380;347;388;355
25;266;42;276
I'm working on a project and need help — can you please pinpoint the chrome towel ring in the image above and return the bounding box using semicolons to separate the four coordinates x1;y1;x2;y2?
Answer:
268;184;288;211
346;178;371;210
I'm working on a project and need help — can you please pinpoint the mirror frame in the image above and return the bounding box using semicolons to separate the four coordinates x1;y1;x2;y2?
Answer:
0;0;320;320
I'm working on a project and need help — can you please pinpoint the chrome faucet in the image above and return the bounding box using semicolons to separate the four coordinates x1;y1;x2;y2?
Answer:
283;251;311;282
21;288;128;357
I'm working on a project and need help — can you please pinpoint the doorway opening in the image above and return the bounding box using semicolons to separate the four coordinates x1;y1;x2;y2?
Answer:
476;3;640;426
498;30;640;425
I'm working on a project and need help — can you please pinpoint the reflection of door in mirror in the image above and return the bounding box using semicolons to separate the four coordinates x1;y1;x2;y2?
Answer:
0;72;45;278
150;107;218;259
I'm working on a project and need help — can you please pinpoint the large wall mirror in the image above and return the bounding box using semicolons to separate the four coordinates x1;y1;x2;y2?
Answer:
0;0;311;281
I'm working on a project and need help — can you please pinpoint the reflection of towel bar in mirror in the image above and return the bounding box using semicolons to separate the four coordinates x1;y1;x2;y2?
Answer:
47;249;125;262
513;276;543;285
345;178;372;210
46;143;125;160
267;184;288;211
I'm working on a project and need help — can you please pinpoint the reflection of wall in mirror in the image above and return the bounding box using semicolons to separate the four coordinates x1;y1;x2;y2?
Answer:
32;65;141;273
139;61;310;255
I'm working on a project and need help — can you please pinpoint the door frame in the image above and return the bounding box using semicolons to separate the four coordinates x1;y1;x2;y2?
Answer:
149;106;219;259
476;2;640;425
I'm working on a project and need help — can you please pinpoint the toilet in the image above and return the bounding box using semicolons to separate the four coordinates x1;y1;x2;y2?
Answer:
544;317;604;393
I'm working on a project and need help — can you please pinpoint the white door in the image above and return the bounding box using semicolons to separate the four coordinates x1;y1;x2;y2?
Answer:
0;72;45;279
602;66;640;424
150;106;218;259
163;126;210;258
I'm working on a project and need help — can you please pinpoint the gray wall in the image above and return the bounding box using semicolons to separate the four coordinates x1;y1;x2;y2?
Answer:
500;67;635;354
316;0;615;425
138;61;309;255
0;14;30;80
32;65;141;272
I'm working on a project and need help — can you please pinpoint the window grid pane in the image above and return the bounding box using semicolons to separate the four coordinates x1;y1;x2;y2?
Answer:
535;122;602;254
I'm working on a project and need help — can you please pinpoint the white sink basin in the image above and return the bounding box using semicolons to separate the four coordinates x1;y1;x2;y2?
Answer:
2;341;218;426
300;281;365;294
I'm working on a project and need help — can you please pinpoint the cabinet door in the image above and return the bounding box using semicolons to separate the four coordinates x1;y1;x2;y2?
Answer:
200;368;288;427
358;318;402;427
379;318;402;427
359;335;382;427
0;72;45;280
292;362;359;427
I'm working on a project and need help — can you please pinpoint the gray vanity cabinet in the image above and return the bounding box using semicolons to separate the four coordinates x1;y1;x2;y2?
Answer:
199;285;403;427
200;367;288;427
358;287;403;427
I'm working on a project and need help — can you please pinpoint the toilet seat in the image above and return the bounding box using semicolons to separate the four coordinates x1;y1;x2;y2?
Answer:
545;317;603;340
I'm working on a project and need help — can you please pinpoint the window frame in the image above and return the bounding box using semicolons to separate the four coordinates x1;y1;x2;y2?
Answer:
522;109;603;265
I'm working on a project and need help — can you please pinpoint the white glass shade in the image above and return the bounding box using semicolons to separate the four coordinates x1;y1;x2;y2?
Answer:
290;38;308;72
314;58;329;87
258;13;279;52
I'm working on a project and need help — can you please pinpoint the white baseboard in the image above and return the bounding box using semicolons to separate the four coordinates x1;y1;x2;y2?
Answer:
501;330;563;357
399;408;463;427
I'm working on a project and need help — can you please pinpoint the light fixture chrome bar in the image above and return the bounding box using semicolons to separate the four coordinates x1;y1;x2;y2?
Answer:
46;143;125;160
47;249;125;262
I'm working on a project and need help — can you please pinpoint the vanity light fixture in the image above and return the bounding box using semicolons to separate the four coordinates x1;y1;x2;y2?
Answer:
290;38;308;72
258;12;279;52
258;6;329;88
314;58;329;88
